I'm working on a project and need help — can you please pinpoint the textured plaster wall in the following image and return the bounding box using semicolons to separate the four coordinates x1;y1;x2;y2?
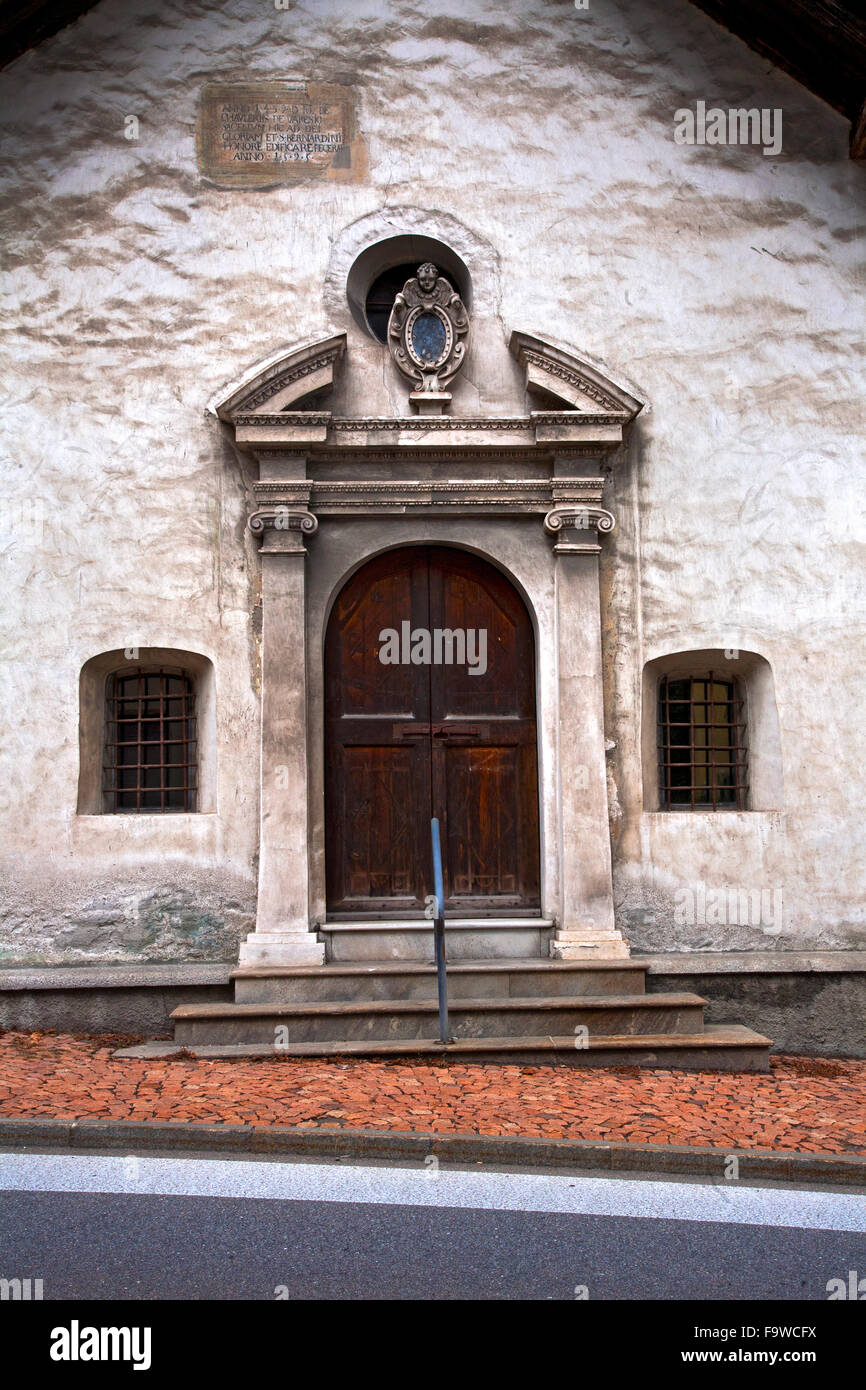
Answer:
0;0;863;961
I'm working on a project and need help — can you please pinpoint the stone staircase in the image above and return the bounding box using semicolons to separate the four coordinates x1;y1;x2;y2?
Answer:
169;924;771;1070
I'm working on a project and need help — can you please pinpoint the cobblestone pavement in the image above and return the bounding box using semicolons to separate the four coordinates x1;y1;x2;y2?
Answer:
0;1031;863;1154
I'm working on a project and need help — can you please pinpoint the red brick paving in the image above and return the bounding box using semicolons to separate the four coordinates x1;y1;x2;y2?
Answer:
0;1030;864;1154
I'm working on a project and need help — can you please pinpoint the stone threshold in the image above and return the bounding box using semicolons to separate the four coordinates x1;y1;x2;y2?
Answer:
1;952;865;990
322;918;555;931
634;951;866;974
233;958;646;978
0;963;235;991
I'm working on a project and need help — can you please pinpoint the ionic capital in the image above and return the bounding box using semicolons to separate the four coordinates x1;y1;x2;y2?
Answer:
543;506;615;552
248;507;319;553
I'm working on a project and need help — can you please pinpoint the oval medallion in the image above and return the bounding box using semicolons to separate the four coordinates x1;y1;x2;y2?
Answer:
411;311;447;364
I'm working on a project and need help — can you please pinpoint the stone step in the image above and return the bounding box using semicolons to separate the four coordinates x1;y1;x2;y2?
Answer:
321;918;555;961
232;957;647;1004
171;991;706;1045
166;1024;772;1072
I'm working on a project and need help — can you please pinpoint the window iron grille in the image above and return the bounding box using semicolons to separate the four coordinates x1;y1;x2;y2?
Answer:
102;667;197;813
658;673;748;810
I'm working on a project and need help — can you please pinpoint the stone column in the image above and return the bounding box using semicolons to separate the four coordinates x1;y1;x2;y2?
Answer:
237;483;325;967
546;497;629;960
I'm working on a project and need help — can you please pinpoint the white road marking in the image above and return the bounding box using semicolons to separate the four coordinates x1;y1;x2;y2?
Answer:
1;1151;864;1232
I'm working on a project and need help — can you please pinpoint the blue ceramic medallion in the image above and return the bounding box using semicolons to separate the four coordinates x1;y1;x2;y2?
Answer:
411;312;447;364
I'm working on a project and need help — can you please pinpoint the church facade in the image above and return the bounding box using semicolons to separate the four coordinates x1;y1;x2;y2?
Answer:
1;0;863;1053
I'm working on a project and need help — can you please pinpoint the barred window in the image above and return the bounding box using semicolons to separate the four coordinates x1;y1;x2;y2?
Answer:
103;668;197;813
658;673;748;810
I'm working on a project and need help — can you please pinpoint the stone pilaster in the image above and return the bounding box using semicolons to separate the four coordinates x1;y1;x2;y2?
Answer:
546;498;629;960
237;475;324;967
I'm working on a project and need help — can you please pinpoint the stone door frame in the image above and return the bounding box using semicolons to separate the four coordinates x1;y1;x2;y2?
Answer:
213;330;643;965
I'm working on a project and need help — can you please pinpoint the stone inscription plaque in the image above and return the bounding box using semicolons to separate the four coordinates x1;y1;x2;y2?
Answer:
197;81;364;188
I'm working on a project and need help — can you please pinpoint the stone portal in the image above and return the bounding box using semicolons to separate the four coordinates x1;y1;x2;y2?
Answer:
214;329;642;966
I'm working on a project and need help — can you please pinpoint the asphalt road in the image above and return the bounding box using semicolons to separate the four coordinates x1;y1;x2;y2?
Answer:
1;1153;864;1300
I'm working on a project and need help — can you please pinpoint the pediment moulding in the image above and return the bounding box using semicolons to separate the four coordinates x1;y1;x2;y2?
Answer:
212;334;347;422
213;331;643;451
509;331;644;421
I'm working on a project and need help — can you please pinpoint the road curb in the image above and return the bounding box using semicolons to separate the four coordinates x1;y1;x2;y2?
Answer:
0;1116;864;1186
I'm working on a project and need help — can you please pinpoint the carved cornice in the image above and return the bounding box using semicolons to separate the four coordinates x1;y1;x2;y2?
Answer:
213;335;346;422
233;410;626;455
253;482;314;501
551;476;605;503
241;355;341;413
272;479;551;511
250;477;613;525
237;412;622;430
237;412;332;428
524;351;623;411
510;331;644;420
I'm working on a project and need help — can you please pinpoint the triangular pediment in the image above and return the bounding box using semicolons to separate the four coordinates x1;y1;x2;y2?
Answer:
213;333;346;422
510;331;643;420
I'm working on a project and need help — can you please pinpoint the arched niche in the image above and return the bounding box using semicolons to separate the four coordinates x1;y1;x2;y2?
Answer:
641;649;784;812
77;648;217;815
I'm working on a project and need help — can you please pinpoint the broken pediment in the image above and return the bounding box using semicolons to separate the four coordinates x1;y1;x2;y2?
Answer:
213;333;346;422
509;331;643;421
212;327;641;454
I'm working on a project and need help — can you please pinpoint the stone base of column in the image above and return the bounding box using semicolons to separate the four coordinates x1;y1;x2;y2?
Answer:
550;927;630;960
237;930;325;967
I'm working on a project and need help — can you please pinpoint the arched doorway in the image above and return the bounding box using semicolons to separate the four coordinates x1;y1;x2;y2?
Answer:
325;546;540;917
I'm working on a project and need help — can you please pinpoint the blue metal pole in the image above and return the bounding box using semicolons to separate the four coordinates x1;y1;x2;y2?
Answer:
430;817;450;1044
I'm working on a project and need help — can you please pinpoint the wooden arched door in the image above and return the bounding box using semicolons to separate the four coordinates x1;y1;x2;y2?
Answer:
325;546;540;917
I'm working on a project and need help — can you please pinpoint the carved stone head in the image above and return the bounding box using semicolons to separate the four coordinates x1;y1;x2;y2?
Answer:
416;262;438;294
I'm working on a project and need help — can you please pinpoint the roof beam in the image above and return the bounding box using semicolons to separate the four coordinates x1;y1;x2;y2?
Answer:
688;0;866;156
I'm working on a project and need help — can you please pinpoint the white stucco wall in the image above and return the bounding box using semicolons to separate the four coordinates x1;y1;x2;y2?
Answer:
0;0;863;962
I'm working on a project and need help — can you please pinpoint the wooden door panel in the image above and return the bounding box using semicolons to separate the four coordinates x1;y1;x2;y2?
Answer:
325;549;431;914
428;548;539;912
329;743;430;909
435;740;539;909
335;559;424;718
429;552;535;721
442;746;520;898
325;546;540;917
